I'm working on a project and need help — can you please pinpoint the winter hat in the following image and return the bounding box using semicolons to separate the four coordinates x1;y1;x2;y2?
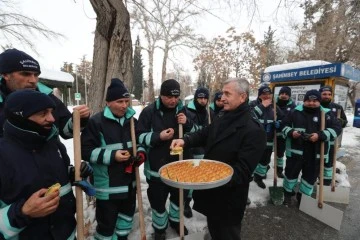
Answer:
0;49;41;74
160;79;180;96
279;86;292;97
258;85;272;96
319;85;332;93
5;90;56;119
213;91;223;101
106;78;130;102
304;89;321;102
194;87;209;99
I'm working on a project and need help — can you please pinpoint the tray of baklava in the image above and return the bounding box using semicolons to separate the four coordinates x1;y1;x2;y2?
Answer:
159;159;233;190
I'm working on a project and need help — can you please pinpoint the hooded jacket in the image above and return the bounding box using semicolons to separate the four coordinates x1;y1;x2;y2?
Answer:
185;100;214;157
0;121;75;240
249;98;284;145
81;106;145;200
282;105;342;162
136;98;194;181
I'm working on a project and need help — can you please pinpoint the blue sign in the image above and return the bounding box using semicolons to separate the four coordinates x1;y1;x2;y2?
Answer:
261;63;360;83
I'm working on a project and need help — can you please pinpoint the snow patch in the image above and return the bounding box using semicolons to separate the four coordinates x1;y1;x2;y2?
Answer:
264;60;332;73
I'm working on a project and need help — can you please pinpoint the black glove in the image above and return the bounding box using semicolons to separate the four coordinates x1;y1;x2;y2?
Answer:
69;161;93;182
300;132;312;141
337;118;346;128
317;131;327;141
265;123;273;133
124;151;146;174
133;151;146;167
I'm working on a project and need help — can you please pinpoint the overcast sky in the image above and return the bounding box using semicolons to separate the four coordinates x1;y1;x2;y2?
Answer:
4;0;303;87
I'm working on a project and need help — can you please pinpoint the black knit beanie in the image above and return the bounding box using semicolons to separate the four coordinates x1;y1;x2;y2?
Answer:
160;79;180;96
0;49;41;74
319;85;332;93
213;91;223;101
5;90;56;118
194;87;209;99
279;86;292;97
304;89;321;102
5;90;56;136
258;85;272;96
106;78;130;101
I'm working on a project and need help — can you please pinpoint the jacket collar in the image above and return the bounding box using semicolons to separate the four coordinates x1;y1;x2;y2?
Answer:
103;106;135;126
155;98;184;114
3;120;58;150
208;103;250;148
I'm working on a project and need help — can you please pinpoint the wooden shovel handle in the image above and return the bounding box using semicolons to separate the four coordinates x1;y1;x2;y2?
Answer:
73;110;84;240
318;111;325;209
207;102;212;125
273;98;278;187
331;110;341;192
178;123;184;239
129;109;146;239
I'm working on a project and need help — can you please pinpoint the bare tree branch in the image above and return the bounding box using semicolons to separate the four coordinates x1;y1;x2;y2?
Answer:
0;2;64;53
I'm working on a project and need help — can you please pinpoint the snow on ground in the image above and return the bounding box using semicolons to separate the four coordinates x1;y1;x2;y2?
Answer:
62;109;359;239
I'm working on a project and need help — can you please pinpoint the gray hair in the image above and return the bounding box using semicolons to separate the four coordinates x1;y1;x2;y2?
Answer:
223;77;250;96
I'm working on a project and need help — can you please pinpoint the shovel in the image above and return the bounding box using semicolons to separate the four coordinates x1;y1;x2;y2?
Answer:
317;110;350;204
73;110;85;240
129;97;147;240
299;111;343;230
269;99;284;205
178;123;185;240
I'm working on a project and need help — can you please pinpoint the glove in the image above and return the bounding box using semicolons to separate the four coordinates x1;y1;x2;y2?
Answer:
73;180;96;196
274;120;281;129
337;118;346;128
69;161;93;182
134;151;146;167
265;124;272;133
317;131;327;141
125;151;146;173
124;152;146;174
300;132;312;141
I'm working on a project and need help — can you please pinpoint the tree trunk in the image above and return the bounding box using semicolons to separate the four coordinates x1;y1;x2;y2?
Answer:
89;0;133;114
161;44;169;82
147;48;155;102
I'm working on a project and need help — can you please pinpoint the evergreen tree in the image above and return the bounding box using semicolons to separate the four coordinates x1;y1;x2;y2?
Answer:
61;62;74;73
262;26;280;67
133;35;144;101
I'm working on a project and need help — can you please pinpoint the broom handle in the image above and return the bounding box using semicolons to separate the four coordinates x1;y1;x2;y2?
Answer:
273;99;278;187
129;99;146;240
318;111;325;208
207;102;212;125
73;110;84;240
331;110;341;192
178;123;184;239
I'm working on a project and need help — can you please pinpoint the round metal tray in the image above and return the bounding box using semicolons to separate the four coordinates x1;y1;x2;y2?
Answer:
158;159;233;190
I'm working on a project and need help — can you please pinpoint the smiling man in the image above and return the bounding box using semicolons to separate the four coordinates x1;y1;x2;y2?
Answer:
171;78;266;240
